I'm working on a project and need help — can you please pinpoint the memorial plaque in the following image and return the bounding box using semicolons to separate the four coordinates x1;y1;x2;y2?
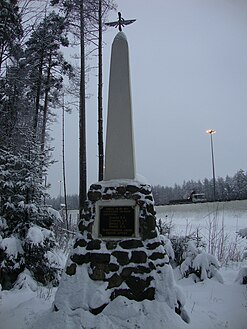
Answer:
99;206;135;237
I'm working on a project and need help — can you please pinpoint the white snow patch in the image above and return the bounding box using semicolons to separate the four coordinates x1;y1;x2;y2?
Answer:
0;236;24;257
160;235;175;259
46;207;62;223
1;263;247;329
14;270;38;292
98;177;151;188
1;201;247;329
26;226;53;246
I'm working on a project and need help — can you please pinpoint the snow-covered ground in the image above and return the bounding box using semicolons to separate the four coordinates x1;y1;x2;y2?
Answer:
156;200;247;258
156;200;247;237
0;261;246;329
0;201;247;329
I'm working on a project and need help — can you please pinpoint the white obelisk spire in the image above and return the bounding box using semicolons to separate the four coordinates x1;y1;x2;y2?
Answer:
104;32;136;180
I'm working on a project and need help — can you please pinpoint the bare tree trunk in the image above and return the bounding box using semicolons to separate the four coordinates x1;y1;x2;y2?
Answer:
79;0;87;217
0;43;5;76
41;51;52;153
33;50;44;134
62;96;68;230
98;0;104;181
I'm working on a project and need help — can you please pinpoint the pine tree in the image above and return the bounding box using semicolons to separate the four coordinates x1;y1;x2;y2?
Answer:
24;11;73;141
0;0;23;75
0;7;73;291
0;147;62;290
232;169;247;200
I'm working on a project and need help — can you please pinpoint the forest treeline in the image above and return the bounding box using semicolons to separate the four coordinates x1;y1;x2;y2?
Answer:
0;0;115;290
152;169;247;205
47;169;247;209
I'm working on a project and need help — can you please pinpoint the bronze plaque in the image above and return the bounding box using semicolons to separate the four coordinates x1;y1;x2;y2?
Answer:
99;206;135;237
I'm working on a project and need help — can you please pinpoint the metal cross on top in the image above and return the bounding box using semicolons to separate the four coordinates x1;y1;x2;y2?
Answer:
106;12;136;31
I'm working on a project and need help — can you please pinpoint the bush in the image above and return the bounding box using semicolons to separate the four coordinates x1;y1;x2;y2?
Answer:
0;204;63;289
235;268;247;285
235;227;247;284
180;241;223;283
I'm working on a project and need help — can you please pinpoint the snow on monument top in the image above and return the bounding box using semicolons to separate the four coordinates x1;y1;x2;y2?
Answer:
114;31;127;41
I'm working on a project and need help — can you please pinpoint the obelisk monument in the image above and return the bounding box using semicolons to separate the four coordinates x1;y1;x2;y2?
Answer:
51;15;189;327
104;31;135;180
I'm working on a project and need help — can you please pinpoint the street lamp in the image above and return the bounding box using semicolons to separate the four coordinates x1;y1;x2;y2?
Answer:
206;129;216;201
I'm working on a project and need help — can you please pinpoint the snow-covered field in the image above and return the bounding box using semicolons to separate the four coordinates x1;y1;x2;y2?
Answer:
0;201;247;329
156;200;247;238
157;200;247;258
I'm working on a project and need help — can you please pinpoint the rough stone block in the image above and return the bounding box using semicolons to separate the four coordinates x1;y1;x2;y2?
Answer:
119;239;143;249
89;265;106;281
112;251;130;266
146;241;161;250
134;265;152;274
130;250;147;263
88;191;102;202
146;215;156;231
149;252;165;261
126;185;140;194
103;187;115;194
87;222;93;233
139;187;150;195
90;184;102;190
143;230;157;240
125;276;148;294
116;186;127;195
102;194;113;200
132;193;141;201
74;238;87;248
89;262;119;274
80;213;91;221
112;279;155;302
70;253;90;265
108;263;120;272
90;253;111;265
106;241;118;250
137;200;145;208
110;288;134;301
146;203;156;215
142;287;155;300
86;239;101;250
66;263;77;276
107;273;123;289
120;267;135;278
148;262;156;270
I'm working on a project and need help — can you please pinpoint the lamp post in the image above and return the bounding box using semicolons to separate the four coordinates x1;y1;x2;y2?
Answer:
59;180;63;207
206;129;216;201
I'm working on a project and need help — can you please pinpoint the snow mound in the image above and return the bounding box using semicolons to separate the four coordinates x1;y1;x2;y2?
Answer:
14;270;38;292
31;261;189;329
31;297;187;329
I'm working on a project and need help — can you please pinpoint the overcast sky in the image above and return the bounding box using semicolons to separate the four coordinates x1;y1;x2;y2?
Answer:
48;0;247;197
